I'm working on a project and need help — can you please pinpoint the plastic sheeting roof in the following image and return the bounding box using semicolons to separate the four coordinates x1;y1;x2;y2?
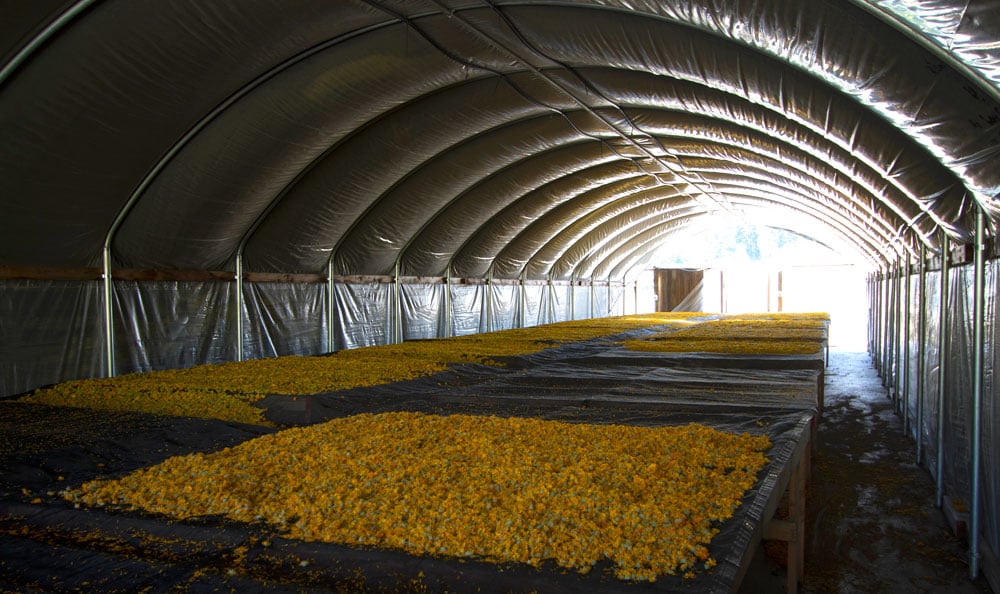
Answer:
2;0;1000;279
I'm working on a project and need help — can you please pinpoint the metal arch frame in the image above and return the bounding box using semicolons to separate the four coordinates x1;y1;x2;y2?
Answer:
446;91;928;280
0;0;101;88
590;79;958;243
443;88;932;283
666;144;930;249
842;0;1000;106
88;18;408;375
6;0;977;369
622;110;932;247
702;194;893;265
553;203;709;280
519;130;909;279
456;166;672;275
609;218;712;283
586;205;883;283
538;193;700;279
501;186;694;277
395;136;631;277
445;162;655;277
716;187;906;265
428;0;736;215
487;154;903;284
594;85;953;244
670;166;909;257
333;122;622;276
446;162;656;277
470;5;976;240
531;0;999;217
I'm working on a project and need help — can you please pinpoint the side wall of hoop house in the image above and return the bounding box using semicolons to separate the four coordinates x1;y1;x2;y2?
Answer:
0;278;629;398
875;259;1000;567
0;280;106;392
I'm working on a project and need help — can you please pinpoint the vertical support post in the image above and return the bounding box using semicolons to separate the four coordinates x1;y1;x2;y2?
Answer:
903;253;911;433
326;260;336;353
916;244;926;463
873;272;880;362
875;271;882;364
518;271;526;329
873;272;878;357
633;279;638;314
590;277;595;318
936;233;950;507
777;270;783;312
885;266;892;381
102;245;116;377
549;276;556;321
444;266;453;338
235;252;244;362
866;272;872;356
893;255;905;414
485;274;493;332
885;261;895;388
570;279;576;321
969;207;985;579
392;261;402;344
879;263;891;384
720;270;726;313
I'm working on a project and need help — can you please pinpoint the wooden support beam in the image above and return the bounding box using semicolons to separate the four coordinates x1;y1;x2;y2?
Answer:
0;266;102;280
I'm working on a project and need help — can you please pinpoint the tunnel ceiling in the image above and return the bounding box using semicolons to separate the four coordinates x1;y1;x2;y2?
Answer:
2;0;1000;280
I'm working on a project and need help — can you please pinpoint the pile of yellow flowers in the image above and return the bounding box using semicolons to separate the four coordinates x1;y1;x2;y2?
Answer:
64;412;771;582
625;313;828;356
21;314;695;425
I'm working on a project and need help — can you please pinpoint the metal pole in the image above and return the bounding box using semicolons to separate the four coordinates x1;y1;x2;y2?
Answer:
445;265;453;338
102;246;115;377
893;255;906;414
519;271;526;329
936;233;950;508
866;272;872;356
893;255;905;414
872;272;877;357
882;262;896;382
969;207;986;579
903;253;911;433
550;276;556;321
875;271;882;365
870;272;877;367
327;260;336;353
590;277;595;318
486;275;493;332
235;251;244;362
874;271;882;372
882;264;896;380
916;244;926;463
391;261;401;344
570;279;575;321
777;270;783;312
885;260;895;389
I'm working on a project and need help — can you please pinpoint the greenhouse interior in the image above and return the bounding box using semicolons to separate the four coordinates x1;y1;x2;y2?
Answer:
1;1;999;592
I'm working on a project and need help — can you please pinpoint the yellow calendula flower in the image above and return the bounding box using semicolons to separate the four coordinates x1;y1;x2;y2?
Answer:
21;314;691;425
64;412;771;582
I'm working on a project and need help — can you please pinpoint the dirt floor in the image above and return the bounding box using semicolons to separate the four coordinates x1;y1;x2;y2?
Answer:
740;350;993;593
